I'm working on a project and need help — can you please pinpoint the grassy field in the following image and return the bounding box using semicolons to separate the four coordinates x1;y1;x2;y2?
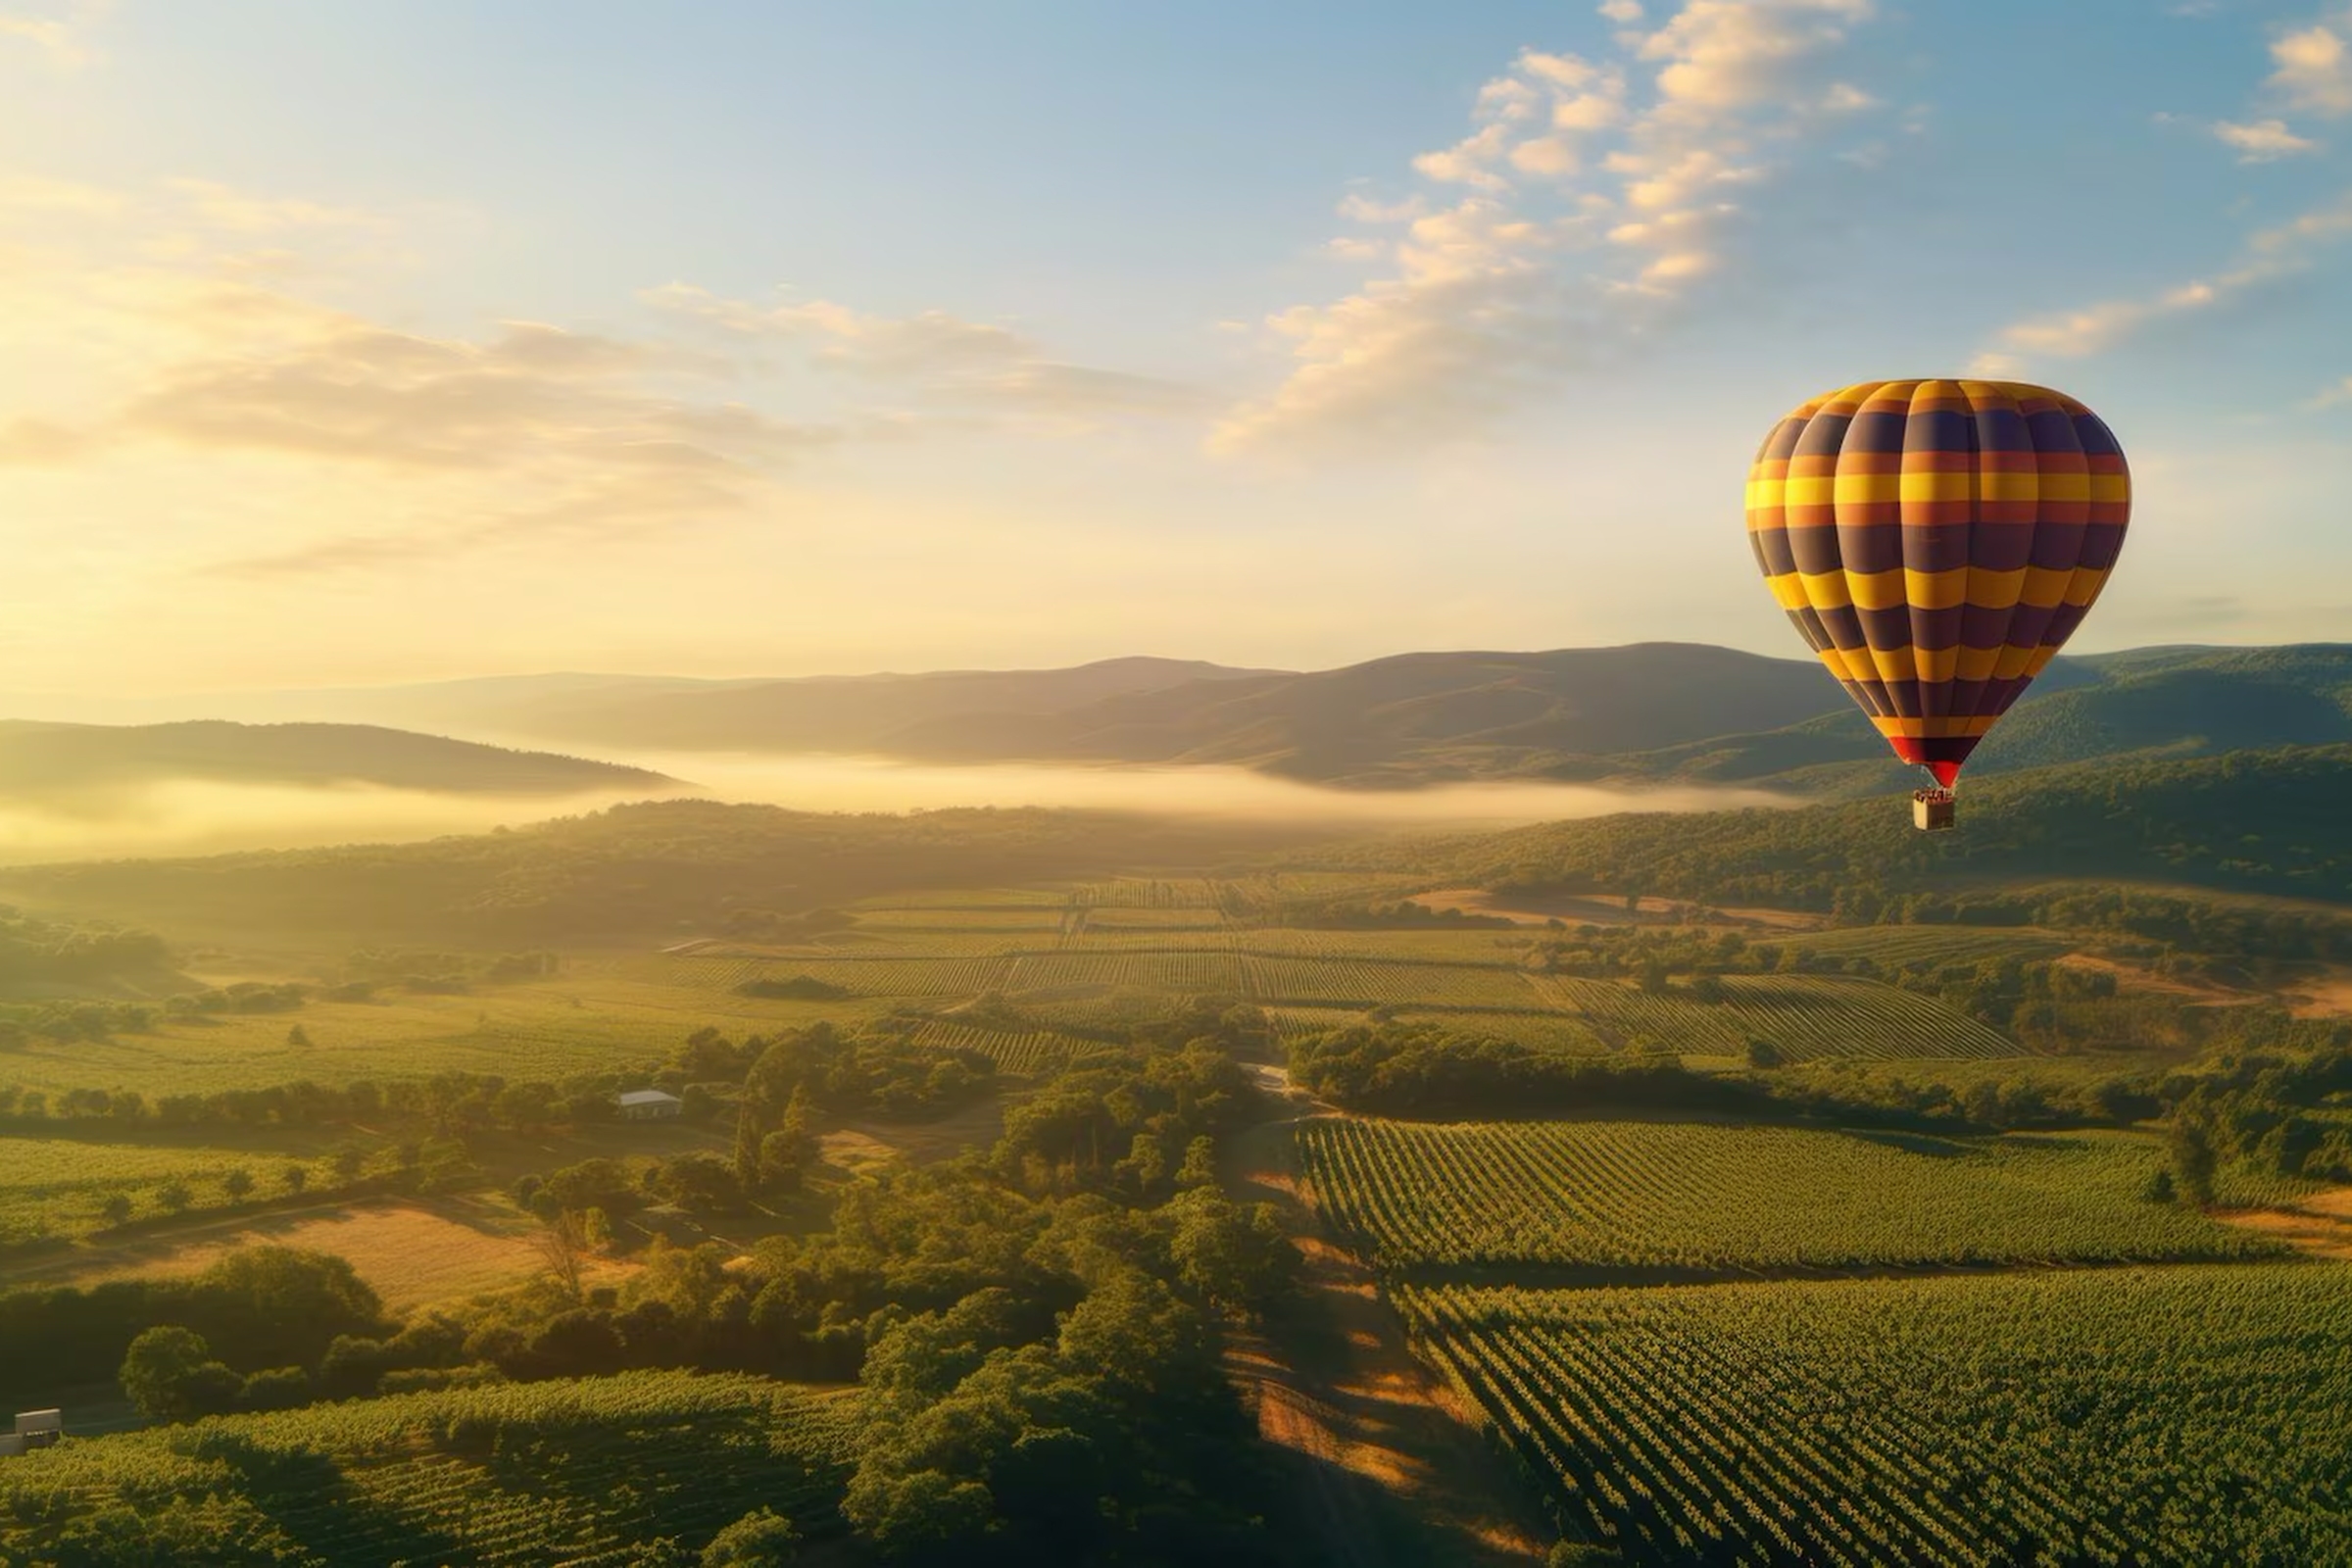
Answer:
3;1198;606;1311
0;967;883;1098
0;1134;331;1248
1398;1264;2352;1566
1299;1119;2297;1276
0;1372;862;1565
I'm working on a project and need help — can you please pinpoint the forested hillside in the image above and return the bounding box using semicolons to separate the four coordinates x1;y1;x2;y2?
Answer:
1377;745;2352;913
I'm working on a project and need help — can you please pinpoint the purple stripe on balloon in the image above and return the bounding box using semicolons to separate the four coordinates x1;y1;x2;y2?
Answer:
2007;604;2058;648
1757;417;1808;463
1903;522;1971;574
2042;602;2089;646
1838;523;1903;574
1842;409;1909;456
1792;414;1852;459
1904;408;1974;454
1973;405;2032;453
2078;522;2126;570
1788;527;1844;574
1858;605;1914;651
1958;603;2013;646
1969;521;2036;572
2027;520;2085;571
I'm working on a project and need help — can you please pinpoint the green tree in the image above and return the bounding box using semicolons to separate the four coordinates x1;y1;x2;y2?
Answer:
119;1326;242;1422
702;1507;801;1565
2171;1116;2219;1204
222;1168;255;1201
99;1192;133;1226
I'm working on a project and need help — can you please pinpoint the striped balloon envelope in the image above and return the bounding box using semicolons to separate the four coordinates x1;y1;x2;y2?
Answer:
1745;379;2130;823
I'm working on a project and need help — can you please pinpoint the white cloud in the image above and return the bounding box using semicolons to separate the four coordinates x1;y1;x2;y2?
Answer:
2269;19;2352;116
1509;136;1582;175
1975;187;2352;363
1411;122;1515;189
2213;117;2321;159
1215;0;1883;455
0;1;104;69
1338;192;1427;223
643;283;1206;418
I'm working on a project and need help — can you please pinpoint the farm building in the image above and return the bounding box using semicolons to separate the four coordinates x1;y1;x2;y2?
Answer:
0;1410;62;1457
615;1089;684;1121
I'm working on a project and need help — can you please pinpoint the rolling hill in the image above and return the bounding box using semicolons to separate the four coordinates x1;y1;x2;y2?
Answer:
0;721;677;798
1384;742;2352;913
10;643;2352;799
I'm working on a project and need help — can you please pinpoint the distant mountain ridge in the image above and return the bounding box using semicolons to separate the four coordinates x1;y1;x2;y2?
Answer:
5;643;2351;796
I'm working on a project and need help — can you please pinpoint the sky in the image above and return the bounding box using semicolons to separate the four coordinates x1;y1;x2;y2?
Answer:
5;0;2352;696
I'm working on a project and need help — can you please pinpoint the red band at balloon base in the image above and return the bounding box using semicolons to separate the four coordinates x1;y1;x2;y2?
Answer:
1886;737;1967;790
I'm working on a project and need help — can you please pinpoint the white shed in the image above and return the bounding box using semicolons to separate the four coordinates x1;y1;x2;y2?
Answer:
10;1409;61;1451
615;1089;684;1121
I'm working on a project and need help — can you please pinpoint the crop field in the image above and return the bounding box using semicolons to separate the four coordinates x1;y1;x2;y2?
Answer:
1268;1004;1609;1054
1242;955;1540;1009
718;953;1020;999
845;906;1069;933
1076;906;1231;930
1299;1120;2288;1274
1067;878;1221;909
1005;950;1250;996
1397;1265;2352;1566
1060;927;1241;952
1528;973;2026;1060
1787;926;2071;969
1242;927;1532;963
910;1018;1075;1076
850;887;1070;909
0;1372;862;1565
0;1136;327;1247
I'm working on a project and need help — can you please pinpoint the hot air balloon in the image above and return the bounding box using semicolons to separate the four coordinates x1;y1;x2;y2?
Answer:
1745;379;2130;830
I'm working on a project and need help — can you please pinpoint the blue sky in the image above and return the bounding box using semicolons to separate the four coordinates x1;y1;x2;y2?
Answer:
3;0;2351;692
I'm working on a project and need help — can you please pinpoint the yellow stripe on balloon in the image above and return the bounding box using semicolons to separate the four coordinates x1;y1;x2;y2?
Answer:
2021;566;2076;608
1897;471;1974;503
1832;473;1901;505
1796;569;1851;609
1963;567;2027;610
1903;567;1968;610
1842;569;1907;611
2061;567;2109;607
